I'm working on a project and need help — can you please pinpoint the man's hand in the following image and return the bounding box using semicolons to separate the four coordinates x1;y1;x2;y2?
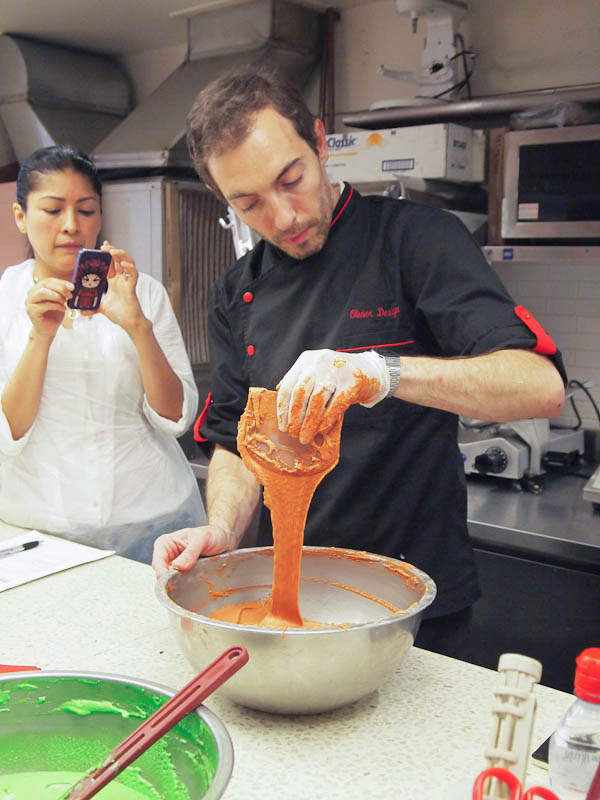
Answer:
277;349;390;444
151;446;262;579
152;524;231;578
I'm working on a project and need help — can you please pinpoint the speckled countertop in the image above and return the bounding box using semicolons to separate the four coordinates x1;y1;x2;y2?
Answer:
0;522;573;800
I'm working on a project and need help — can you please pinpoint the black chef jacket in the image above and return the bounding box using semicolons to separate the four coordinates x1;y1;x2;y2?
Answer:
200;183;566;618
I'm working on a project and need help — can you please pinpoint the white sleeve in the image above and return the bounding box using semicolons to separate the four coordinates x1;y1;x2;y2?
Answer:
0;273;36;458
139;278;199;436
0;367;36;459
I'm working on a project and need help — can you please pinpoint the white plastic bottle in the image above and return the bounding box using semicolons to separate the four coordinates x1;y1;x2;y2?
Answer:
549;648;600;799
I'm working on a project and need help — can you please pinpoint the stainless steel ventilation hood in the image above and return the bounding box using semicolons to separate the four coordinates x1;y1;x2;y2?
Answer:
0;34;131;162
93;0;321;170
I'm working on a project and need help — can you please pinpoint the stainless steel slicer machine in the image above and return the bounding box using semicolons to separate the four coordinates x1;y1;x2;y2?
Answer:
459;418;585;492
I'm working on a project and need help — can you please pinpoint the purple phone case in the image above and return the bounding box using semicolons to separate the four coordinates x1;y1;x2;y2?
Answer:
66;249;111;311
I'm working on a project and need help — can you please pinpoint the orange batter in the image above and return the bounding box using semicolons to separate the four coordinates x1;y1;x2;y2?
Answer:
210;387;342;628
209;365;389;629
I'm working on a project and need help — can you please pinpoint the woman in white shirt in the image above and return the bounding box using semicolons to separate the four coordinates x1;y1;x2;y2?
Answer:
0;144;206;562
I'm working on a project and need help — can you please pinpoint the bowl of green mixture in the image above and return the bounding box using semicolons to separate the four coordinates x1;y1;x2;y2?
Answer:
0;671;233;799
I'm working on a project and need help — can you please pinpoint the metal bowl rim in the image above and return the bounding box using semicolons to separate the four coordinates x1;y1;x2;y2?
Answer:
155;545;437;636
0;669;233;800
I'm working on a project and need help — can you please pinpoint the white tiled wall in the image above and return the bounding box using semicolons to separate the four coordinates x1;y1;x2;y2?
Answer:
493;260;600;431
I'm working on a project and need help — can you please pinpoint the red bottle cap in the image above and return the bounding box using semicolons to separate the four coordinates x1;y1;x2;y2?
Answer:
574;648;600;702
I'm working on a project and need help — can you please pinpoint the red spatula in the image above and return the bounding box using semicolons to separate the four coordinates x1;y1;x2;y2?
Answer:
62;646;249;800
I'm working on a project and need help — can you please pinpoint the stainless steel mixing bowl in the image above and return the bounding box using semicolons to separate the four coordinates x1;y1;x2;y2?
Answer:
0;670;233;798
155;546;436;714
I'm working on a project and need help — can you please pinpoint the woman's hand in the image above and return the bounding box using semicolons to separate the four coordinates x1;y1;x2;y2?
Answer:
25;277;74;340
98;240;148;334
98;239;185;421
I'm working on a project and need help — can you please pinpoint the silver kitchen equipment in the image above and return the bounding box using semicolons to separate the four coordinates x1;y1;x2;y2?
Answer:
501;123;600;241
583;463;600;510
459;418;584;483
0;34;131;161
93;0;321;171
155;545;436;714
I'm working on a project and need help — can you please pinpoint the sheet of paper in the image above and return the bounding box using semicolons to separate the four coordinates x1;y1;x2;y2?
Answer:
0;531;114;592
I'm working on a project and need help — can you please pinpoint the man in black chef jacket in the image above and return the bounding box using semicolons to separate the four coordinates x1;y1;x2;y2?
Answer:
152;66;566;659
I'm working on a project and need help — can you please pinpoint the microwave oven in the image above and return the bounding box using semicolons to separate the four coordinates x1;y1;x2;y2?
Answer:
501;123;600;240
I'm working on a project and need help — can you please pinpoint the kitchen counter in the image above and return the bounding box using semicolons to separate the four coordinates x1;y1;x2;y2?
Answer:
0;522;574;799
190;452;600;568
467;471;600;570
466;472;600;693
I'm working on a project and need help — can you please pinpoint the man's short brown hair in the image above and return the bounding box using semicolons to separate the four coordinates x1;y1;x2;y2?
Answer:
186;65;318;201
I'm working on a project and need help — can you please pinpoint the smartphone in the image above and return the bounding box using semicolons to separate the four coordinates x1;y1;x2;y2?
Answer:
531;734;551;769
67;249;112;311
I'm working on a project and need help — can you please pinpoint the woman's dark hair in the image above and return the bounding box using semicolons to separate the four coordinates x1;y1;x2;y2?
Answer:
16;145;102;209
186;65;318;202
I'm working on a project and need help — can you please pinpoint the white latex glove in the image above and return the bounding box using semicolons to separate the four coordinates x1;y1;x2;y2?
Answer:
277;349;390;444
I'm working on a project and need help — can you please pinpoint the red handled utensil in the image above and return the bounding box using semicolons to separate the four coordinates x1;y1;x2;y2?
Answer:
0;664;40;673
472;766;561;800
62;645;249;800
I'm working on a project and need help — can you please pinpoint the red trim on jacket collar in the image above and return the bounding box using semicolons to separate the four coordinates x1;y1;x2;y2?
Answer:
330;186;354;228
337;340;414;352
514;305;557;355
194;392;211;442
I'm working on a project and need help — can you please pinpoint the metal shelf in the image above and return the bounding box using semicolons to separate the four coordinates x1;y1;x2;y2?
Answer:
343;85;600;130
483;245;600;264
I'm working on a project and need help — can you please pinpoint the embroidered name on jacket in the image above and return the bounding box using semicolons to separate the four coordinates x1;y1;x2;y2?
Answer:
349;306;400;319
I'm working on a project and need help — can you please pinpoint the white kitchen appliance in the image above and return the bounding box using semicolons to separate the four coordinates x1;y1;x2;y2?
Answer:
325;123;484;185
379;0;471;100
100;179;173;283
100;177;236;366
459;418;585;486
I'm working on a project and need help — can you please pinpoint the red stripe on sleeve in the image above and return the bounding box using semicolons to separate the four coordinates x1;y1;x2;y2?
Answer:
514;305;557;355
193;392;212;442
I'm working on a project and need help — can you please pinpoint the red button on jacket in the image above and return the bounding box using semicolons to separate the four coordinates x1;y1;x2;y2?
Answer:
243;291;253;303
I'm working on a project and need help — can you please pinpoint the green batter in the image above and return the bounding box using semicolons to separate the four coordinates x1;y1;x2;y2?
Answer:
0;677;222;800
0;770;150;799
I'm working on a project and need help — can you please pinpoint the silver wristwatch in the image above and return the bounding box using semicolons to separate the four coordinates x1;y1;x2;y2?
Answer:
382;355;402;398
